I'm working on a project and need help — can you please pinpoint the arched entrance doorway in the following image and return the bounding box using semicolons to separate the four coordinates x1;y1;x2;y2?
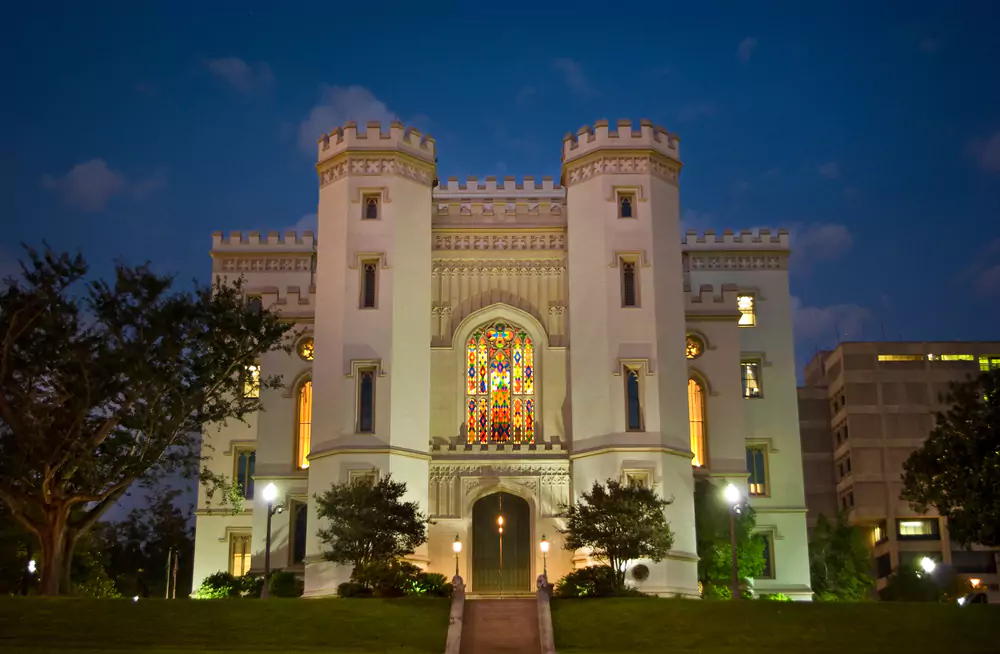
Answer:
472;492;531;594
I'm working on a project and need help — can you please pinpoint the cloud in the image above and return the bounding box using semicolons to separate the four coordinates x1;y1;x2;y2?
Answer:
968;129;1000;173
551;58;592;94
298;85;398;152
677;103;718;122
288;213;317;234
206;57;274;93
738;37;758;63
41;160;165;212
792;223;853;263
792;296;871;343
818;161;840;179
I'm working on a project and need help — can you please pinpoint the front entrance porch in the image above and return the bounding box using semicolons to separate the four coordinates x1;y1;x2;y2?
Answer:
471;491;531;595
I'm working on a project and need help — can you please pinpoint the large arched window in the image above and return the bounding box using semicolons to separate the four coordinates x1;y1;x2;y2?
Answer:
296;380;312;469
688;378;706;467
466;321;534;443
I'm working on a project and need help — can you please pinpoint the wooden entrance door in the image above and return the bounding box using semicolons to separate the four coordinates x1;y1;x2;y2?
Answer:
472;492;531;594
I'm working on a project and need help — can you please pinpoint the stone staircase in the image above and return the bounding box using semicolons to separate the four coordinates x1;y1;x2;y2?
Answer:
460;599;542;654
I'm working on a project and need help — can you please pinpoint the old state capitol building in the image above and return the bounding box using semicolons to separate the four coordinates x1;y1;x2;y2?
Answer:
192;119;813;599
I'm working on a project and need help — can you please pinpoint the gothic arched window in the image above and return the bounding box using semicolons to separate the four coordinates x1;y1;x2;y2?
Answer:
688;378;706;467
466;321;534;443
296;380;312;469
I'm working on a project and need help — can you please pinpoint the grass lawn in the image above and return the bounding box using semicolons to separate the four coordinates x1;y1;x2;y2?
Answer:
0;597;449;653
552;598;1000;654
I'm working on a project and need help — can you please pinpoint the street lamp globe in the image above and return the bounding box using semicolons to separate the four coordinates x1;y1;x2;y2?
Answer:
262;482;278;503
723;483;742;505
920;557;937;574
453;535;462;554
540;536;549;554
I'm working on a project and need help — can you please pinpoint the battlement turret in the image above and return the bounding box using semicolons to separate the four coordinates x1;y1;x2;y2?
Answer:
685;283;741;319
212;230;316;253
435;176;563;196
682;228;789;251
562;119;680;164
317;120;436;164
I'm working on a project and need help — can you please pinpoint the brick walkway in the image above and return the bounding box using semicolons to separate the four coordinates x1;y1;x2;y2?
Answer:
460;599;541;654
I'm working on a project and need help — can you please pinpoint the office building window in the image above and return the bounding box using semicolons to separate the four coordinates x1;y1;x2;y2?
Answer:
896;518;940;540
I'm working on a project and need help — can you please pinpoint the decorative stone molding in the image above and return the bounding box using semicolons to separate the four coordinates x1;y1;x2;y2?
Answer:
685;252;788;271
349;252;390;269
346;359;386;378
317;153;435;188
609;250;651;267
433;232;566;251
213;255;313;274
563;154;680;187
432;259;565;275
428;461;571;519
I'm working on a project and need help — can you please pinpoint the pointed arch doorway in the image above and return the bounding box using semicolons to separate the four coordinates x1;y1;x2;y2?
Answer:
472;492;531;594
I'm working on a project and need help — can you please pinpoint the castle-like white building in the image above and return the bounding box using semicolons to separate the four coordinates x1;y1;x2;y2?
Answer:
192;119;812;599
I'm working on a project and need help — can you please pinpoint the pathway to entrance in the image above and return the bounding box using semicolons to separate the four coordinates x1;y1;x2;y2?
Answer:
460;599;541;654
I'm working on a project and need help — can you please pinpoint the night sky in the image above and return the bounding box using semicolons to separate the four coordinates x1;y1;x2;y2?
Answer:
4;2;999;378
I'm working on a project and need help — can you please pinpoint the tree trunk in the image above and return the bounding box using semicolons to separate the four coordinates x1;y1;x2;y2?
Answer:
38;520;67;596
60;531;79;595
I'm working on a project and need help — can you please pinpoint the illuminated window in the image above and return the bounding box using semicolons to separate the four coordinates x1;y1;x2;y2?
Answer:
229;533;252;577
897;518;940;540
234;447;256;500
872;521;887;546
297;337;315;361
756;533;775;579
746;445;768;496
741;361;762;398
361;260;378;309
622;469;651;488
737;294;756;327
618;193;634;218
363;194;379;220
296;381;312;469
877;354;923;362
290;501;308;565
621;259;638;307
625;366;644;432
928;354;973;361
349;469;378;485
243;363;260;398
466;322;535;443
688;378;706;466
357;369;376;433
686;334;704;359
980;356;1000;371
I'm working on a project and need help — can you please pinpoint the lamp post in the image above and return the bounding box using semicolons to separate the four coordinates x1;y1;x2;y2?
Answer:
497;514;504;598
723;483;743;601
453;535;462;578
919;556;937;575
260;482;284;599
540;535;549;580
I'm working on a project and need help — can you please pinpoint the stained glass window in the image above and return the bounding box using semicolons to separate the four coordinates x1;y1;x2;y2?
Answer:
296;381;312;469
466;321;534;443
298;337;315;361
686;334;704;359
688;379;706;466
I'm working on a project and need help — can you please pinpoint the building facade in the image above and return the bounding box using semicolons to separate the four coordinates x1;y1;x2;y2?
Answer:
799;342;1000;595
192;119;812;599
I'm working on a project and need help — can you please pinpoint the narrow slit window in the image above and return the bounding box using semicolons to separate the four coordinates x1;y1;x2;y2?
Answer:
235;448;256;500
363;195;379;220
688;379;706;467
742;361;762;398
737;294;756;327
625;367;644;432
619;194;634;218
361;261;378;309
746;445;768;496
296;381;312;469
621;260;638;307
358;368;376;433
291;501;308;565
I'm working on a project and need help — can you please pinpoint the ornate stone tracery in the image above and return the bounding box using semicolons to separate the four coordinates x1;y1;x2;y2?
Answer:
428;462;571;519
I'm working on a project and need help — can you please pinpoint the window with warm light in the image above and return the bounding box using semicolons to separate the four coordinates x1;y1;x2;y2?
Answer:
687;378;706;466
897;518;939;540
229;533;252;577
746;445;768;496
741;361;762;398
297;337;315;361
243;363;260;398
877;354;923;362
234;447;256;500
980;356;1000;371
872;521;887;546
296;380;312;469
686;334;704;359
357;368;376;433
737;294;756;326
624;366;644;432
466;322;535;443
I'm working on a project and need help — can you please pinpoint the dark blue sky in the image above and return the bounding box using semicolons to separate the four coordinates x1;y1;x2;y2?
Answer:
4;0;999;377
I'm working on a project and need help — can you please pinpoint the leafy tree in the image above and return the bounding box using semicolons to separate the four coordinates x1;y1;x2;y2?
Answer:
315;474;427;576
693;479;765;598
880;563;971;602
809;512;874;601
0;247;292;594
560;479;675;591
901;368;1000;548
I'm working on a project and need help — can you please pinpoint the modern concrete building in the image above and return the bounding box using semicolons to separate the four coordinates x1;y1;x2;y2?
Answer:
799;342;1000;594
192;119;813;600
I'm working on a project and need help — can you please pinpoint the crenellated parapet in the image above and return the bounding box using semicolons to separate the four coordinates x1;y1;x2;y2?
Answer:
682;228;789;250
317;120;436;164
253;284;317;320
562;119;680;163
211;231;315;276
212;230;316;252
684;283;741;320
435;176;564;196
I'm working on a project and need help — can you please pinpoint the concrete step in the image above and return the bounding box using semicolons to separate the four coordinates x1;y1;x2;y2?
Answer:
460;598;541;654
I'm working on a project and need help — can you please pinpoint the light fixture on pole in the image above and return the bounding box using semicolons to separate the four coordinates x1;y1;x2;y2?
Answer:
453;535;462;578
723;483;743;601
540;535;549;579
260;482;285;599
497;514;504;598
919;556;937;575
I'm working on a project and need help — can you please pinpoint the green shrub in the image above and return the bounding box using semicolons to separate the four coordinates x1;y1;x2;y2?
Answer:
268;571;303;598
555;565;644;598
408;572;452;597
338;581;371;598
758;592;793;601
352;559;423;597
241;575;265;598
193;572;244;599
